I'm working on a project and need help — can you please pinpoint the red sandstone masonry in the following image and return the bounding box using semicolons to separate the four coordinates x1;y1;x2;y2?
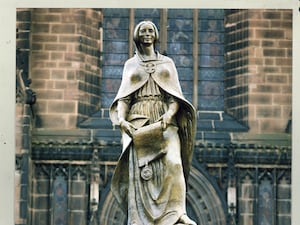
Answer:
32;14;61;23
247;9;292;133
255;30;285;39
32;34;58;43
31;23;50;33
225;9;292;133
34;100;47;113
249;94;272;105
264;58;274;65
51;52;64;60
262;11;282;19
251;84;279;93
31;69;51;80
273;95;292;105
265;74;288;84
51;24;76;34
256;105;281;118
260;119;288;133
47;101;76;113
30;8;103;129
44;43;68;51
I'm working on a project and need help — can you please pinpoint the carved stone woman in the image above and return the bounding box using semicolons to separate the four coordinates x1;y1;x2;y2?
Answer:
109;21;197;225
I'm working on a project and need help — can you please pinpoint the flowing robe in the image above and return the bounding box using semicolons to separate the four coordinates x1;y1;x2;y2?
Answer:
109;52;196;225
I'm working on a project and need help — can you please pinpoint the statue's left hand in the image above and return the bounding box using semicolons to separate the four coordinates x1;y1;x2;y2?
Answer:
119;119;136;137
161;101;179;129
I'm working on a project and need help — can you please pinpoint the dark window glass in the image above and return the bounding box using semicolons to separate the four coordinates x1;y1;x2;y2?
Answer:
102;9;130;107
167;9;194;103
198;9;225;110
101;9;225;110
53;176;68;225
258;179;274;225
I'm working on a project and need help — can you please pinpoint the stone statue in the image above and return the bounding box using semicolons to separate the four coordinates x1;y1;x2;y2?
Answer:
109;20;197;225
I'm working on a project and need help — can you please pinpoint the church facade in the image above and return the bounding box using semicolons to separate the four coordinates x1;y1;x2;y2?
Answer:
15;8;292;225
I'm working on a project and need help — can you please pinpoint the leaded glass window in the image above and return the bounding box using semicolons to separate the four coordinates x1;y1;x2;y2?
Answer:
258;179;274;225
53;176;68;225
101;9;225;111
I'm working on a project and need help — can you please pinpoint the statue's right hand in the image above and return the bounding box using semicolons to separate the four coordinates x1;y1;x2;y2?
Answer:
119;119;136;137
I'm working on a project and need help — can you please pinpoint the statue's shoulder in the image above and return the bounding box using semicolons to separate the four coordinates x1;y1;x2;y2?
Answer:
158;53;175;64
123;55;140;68
124;56;136;65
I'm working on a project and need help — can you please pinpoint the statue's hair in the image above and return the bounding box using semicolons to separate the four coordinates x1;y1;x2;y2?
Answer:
133;20;159;52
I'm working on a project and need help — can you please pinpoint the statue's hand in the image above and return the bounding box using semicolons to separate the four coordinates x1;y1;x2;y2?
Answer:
161;101;179;130
119;119;136;137
162;111;173;130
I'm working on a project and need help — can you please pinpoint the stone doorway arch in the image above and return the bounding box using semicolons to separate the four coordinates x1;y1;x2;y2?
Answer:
186;166;227;225
99;166;227;225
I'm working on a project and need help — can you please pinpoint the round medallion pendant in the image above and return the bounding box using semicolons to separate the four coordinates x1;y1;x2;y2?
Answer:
141;164;153;181
144;62;156;74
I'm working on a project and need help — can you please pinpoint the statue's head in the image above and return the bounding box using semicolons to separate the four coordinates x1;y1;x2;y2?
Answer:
133;20;159;52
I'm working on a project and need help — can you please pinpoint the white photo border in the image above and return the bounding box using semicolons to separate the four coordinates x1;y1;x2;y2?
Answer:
0;1;299;225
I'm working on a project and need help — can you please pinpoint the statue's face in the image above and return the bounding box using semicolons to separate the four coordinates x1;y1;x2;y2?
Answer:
138;23;156;46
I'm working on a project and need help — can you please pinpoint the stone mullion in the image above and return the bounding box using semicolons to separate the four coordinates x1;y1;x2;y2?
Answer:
236;167;241;225
159;9;168;55
88;148;101;224
49;165;54;225
276;169;291;224
226;145;237;225
28;163;35;225
27;156;33;225
128;9;135;58
192;9;199;109
236;167;255;225
16;8;32;81
67;164;72;225
15;103;33;225
254;167;260;225
257;168;275;225
273;169;278;225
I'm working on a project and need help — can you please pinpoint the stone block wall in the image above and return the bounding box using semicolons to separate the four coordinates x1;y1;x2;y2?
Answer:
16;9;31;78
247;9;292;133
30;163;89;225
224;10;249;128
225;9;292;133
15;104;32;225
237;168;291;225
29;9;103;129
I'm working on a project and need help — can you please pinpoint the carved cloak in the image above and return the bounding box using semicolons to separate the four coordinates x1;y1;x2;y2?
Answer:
109;52;196;212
